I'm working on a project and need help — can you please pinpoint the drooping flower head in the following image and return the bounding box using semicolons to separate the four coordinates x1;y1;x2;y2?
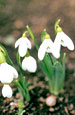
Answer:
0;62;18;84
15;32;31;57
38;29;60;60
0;62;18;98
0;48;18;98
22;56;37;73
54;19;74;51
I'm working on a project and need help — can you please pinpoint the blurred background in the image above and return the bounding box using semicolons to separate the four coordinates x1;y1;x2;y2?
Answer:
0;0;75;71
0;1;75;114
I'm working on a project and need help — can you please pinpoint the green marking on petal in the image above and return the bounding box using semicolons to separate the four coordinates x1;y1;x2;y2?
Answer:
61;39;64;43
47;46;50;50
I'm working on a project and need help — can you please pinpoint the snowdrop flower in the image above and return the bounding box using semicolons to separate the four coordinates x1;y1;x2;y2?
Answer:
22;56;37;73
38;38;58;60
0;62;18;84
54;32;74;51
2;85;12;98
0;62;18;98
15;34;31;57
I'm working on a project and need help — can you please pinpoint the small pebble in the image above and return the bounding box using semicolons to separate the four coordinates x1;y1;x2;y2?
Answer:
39;97;45;102
31;107;36;111
10;102;14;106
68;104;73;110
55;106;60;111
46;95;57;106
65;97;68;103
16;93;20;98
40;104;43;109
59;97;63;102
49;107;55;112
9;110;13;113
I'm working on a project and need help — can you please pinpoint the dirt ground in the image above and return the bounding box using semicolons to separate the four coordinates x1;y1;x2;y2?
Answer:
0;0;75;114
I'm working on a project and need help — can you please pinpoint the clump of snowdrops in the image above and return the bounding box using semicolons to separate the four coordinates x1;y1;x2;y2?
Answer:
0;19;74;112
0;32;37;114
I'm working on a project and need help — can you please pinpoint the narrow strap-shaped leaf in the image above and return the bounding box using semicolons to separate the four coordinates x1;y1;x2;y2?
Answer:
43;54;53;78
16;52;24;77
62;53;66;75
26;25;39;50
52;62;64;95
38;60;49;77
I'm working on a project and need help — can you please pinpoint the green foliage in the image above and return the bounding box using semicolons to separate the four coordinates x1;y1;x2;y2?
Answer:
27;26;66;95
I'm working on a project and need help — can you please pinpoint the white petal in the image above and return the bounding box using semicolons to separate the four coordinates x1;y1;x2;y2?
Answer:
18;40;27;57
46;39;54;52
15;37;23;48
52;48;60;59
15;37;32;57
22;56;37;73
38;39;54;60
2;85;12;98
38;44;46;60
0;63;18;83
25;37;31;49
55;32;74;51
52;39;61;58
61;32;74;50
0;63;13;83
8;65;18;79
38;39;49;60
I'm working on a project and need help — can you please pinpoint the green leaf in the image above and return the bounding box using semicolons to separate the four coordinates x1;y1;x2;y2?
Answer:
26;25;39;50
16;52;24;77
43;54;53;78
38;60;49;77
0;44;14;66
51;61;65;95
5;54;14;66
62;53;66;75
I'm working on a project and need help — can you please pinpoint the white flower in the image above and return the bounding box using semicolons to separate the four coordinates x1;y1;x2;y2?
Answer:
38;39;57;60
22;56;37;73
2;85;12;98
0;63;18;84
52;41;61;59
54;32;74;51
15;37;31;57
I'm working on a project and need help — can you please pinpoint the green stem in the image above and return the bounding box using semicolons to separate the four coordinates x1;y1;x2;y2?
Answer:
16;52;24;79
16;52;30;102
6;54;14;66
13;80;30;102
26;25;39;50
